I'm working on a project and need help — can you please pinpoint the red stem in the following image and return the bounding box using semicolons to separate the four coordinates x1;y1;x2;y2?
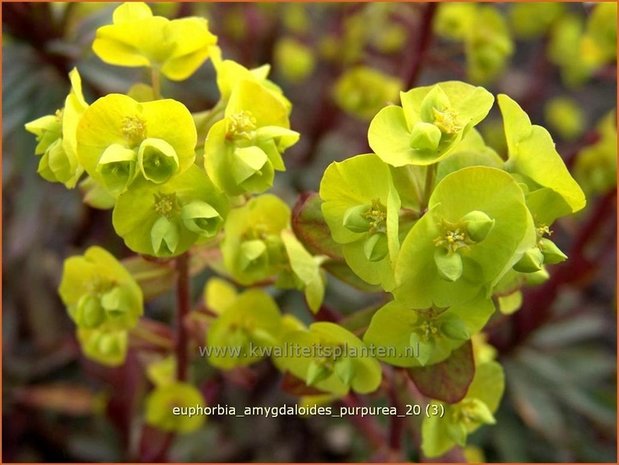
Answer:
387;368;405;455
175;252;191;382
340;394;388;451
403;3;438;89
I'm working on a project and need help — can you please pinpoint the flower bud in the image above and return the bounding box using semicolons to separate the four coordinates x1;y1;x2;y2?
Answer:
150;216;180;256
461;210;495;242
138;138;179;184
538;238;567;264
76;294;105;328
410;121;442;151
96;143;137;194
363;232;388;262
463;398;496;425
434;248;463;282
342;204;371;233
26;114;62;152
78;328;128;366
513;247;544;272
181;201;223;237
38;139;75;184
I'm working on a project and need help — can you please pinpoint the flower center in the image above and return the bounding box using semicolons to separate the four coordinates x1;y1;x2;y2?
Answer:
432;107;461;134
434;222;471;253
228;111;257;139
363;199;387;233
536;224;552;239
153;192;179;218
122;115;147;147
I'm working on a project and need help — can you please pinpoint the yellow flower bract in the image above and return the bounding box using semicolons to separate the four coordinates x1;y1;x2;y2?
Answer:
93;2;217;81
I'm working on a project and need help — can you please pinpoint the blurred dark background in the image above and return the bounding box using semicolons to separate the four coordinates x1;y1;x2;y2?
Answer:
3;2;616;462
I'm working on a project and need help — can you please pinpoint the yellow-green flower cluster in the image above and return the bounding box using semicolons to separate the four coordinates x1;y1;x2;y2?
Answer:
93;2;217;81
25;69;87;188
59;247;143;366
434;4;513;84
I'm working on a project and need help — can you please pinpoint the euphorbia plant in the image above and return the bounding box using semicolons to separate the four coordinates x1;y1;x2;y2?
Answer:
25;2;590;461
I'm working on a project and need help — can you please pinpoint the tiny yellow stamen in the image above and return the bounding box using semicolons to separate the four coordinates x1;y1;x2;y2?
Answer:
153;192;179;218
227;111;257;139
122;115;147;147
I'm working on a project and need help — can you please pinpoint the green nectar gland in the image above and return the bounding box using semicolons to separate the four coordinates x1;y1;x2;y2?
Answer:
343;200;387;235
122;115;147;147
534;223;567;265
